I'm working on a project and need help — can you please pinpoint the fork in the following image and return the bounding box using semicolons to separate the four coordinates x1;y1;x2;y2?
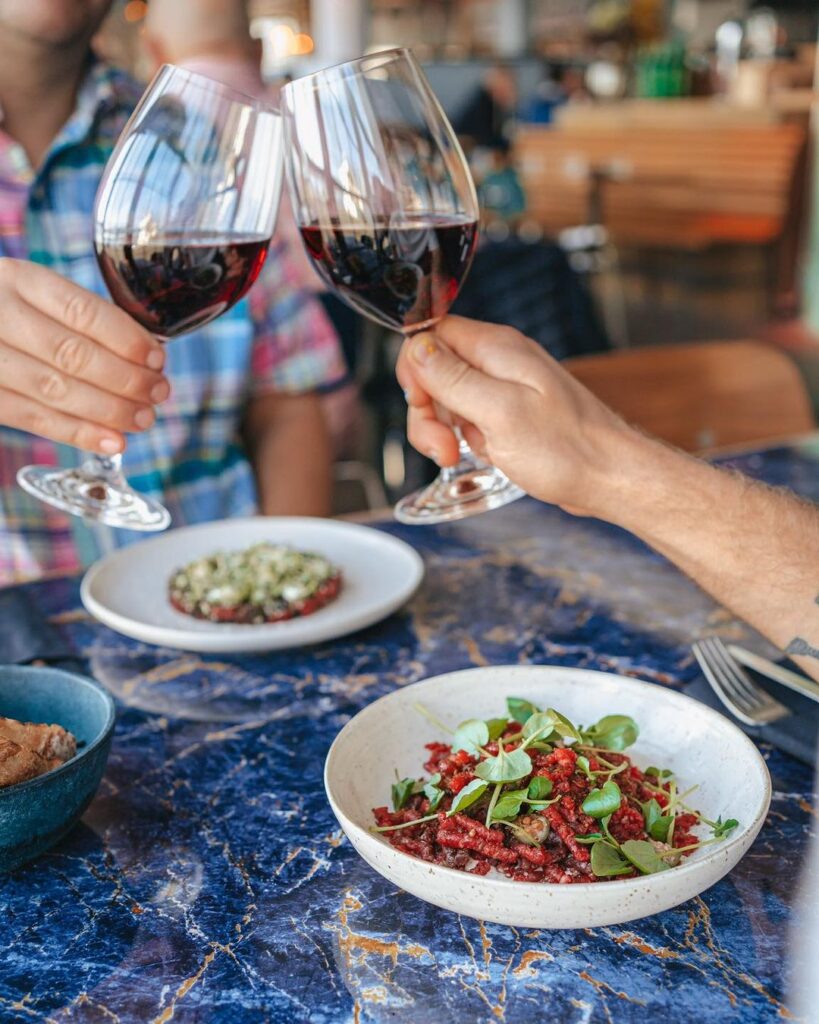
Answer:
692;636;790;726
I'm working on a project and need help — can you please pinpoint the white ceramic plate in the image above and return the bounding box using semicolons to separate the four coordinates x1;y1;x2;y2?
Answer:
325;665;771;929
81;517;424;653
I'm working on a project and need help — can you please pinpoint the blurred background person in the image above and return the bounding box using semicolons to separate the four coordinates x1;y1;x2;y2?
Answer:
0;0;346;585
143;0;362;460
453;62;518;180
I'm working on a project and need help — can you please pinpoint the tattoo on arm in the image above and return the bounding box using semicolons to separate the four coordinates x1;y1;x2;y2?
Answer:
786;637;819;660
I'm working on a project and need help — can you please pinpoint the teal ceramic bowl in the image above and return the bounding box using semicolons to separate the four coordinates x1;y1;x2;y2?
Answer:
0;666;115;872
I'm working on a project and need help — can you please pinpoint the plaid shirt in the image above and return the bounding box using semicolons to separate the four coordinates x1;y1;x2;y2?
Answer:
0;62;345;585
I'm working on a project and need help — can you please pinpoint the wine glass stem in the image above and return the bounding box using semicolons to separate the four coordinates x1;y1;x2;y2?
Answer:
440;426;479;482
82;452;127;485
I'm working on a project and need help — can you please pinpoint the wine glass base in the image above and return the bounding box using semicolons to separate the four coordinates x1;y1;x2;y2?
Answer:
394;464;525;525
17;465;171;532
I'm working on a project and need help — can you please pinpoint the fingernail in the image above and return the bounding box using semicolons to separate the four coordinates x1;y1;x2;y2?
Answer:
411;334;437;366
134;407;154;429
403;388;411;403
99;437;123;454
429;448;441;465
146;348;165;370
150;379;170;403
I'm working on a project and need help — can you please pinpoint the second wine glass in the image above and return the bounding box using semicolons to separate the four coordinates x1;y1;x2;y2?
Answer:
17;65;283;531
281;48;525;524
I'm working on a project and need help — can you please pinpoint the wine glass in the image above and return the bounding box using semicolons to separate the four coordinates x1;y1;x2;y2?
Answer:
281;48;525;524
17;66;283;531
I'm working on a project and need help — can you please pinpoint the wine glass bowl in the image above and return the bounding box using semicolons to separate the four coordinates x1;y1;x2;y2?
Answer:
281;49;525;524
17;66;283;531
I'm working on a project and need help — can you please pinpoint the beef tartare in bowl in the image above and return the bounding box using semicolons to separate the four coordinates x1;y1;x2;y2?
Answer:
324;665;771;928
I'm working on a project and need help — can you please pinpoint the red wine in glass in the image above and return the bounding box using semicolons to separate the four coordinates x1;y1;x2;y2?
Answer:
17;65;283;532
96;235;270;340
299;215;477;334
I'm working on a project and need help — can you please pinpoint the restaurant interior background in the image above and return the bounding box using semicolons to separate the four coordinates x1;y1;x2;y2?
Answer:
96;0;819;511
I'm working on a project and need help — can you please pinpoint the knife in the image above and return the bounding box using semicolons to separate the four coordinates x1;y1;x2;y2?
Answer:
727;644;819;706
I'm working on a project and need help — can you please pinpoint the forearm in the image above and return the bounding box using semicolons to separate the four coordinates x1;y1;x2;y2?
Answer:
595;431;819;678
245;393;332;517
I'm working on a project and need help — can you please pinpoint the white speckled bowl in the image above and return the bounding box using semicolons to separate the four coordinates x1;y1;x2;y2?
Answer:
325;665;771;928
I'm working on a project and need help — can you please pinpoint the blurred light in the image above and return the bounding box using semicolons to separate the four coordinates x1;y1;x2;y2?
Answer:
251;15;307;75
123;0;147;23
292;33;314;56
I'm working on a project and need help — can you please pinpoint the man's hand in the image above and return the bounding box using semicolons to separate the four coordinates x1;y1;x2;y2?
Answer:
397;316;635;518
0;258;169;454
399;315;819;683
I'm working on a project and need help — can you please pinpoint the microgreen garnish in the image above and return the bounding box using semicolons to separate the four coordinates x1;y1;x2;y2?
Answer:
391;776;418;812
485;718;509;741
621;840;670;875
376;699;740;883
453;718;489;756
449;778;488;815
412;702;454;735
591;841;632;877
506;697;541;725
710;816;739;839
527;777;553;801
491;787;530;820
371;813;438;833
423;773;445;811
580;714;639;752
581;780;622;819
474;745;532;784
640;798;674;843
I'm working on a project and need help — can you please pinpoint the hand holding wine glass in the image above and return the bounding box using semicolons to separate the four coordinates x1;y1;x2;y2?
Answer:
18;66;283;531
0;257;168;454
396;315;632;517
281;48;524;524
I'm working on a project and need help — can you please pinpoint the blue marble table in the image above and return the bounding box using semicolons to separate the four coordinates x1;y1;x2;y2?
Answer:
2;437;819;1023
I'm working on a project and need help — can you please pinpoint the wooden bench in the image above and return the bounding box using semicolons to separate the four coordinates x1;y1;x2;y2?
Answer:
565;340;815;452
515;118;807;252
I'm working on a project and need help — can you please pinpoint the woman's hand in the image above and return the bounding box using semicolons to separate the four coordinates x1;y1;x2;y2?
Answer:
0;258;169;454
396;316;638;518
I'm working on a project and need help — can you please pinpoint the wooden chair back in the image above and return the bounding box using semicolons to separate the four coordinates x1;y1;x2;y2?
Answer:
515;120;807;250
565;340;815;452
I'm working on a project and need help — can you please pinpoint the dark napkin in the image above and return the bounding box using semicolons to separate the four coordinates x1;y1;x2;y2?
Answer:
0;587;78;665
685;659;819;765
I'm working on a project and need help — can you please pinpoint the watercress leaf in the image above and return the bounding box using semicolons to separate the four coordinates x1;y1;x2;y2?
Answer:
453;718;489;756
649;816;674;843
712;816;739;839
448;778;488;815
590;840;632;877
521;711;557;742
621;839;671;875
485;718;509;741
491;788;529;820
391;777;417;811
645;766;674;779
527;741;554;753
583;714;639;752
576;755;593;778
527;776;553;801
545;708;582;742
641;798;663;832
474;746;533;783
581;780;622;819
422;774;444;811
507;697;541;726
574;832;604;845
426;787;445;811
